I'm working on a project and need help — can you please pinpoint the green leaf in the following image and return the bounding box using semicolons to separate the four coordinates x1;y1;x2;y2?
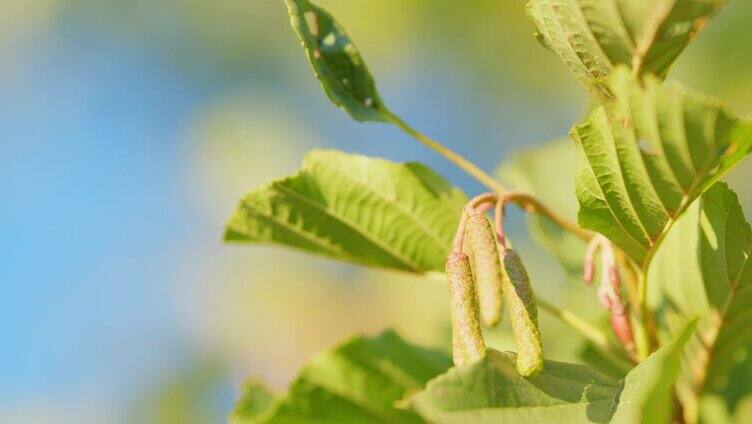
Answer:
409;349;619;423
285;0;390;122
225;149;467;273
527;0;725;95
578;342;631;381
609;319;697;424
498;138;587;283
649;183;752;397
231;380;276;424
573;67;752;265
716;356;752;420
239;330;451;424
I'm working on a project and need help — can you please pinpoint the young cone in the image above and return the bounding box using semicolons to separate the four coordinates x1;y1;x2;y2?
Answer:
465;213;504;327
445;252;486;366
610;310;635;352
501;248;543;377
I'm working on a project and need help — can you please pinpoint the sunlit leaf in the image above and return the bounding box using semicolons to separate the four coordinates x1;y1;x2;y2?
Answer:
650;183;752;401
578;342;631;381
225;149;466;273
285;0;390;122
527;0;725;95
609;319;697;424
409;349;618;423
236;330;451;424
573;67;752;265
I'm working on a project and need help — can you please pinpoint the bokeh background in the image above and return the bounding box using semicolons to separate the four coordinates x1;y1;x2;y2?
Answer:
2;1;751;422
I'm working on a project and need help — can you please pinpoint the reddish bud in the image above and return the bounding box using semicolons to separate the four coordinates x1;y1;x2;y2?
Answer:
582;236;601;285
583;260;595;285
597;285;613;310
610;310;634;350
609;266;621;291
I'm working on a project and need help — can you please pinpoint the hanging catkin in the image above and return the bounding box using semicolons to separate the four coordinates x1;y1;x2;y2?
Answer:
445;252;486;366
501;249;543;377
465;213;504;327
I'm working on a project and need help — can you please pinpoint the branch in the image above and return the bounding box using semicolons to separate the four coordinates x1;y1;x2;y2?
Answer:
503;192;593;241
387;114;592;242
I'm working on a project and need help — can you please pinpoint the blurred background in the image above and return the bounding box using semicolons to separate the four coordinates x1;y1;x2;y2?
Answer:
1;0;751;422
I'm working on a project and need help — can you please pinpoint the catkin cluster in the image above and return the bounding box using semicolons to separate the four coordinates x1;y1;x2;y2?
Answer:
445;198;543;377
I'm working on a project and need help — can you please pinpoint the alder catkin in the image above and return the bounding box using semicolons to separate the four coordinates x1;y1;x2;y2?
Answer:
465;213;504;327
445;252;486;366
501;249;543;377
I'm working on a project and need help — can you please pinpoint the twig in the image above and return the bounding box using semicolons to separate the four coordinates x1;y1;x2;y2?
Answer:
503;192;592;241
386;112;508;194
386;113;592;243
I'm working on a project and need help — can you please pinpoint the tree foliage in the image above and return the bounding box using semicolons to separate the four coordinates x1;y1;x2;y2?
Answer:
225;1;752;422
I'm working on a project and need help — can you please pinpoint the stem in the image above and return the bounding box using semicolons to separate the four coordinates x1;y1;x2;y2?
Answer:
386;112;593;243
504;192;593;241
494;197;508;247
452;212;469;253
453;193;500;252
618;253;641;310
632;271;652;360
638;266;648;306
467;193;498;210
385;111;508;194
537;297;630;364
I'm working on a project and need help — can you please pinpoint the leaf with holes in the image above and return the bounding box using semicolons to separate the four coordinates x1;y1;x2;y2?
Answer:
238;330;451;424
649;183;752;402
572;66;752;266
527;0;725;96
225;149;467;273
285;0;390;122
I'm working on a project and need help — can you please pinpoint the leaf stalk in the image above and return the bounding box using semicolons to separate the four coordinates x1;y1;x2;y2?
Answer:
387;112;593;244
386;111;508;193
